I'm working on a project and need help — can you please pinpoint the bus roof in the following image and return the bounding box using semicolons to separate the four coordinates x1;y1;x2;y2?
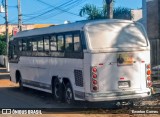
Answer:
13;19;135;38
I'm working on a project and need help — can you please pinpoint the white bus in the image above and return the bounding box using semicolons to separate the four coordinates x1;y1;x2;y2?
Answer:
9;19;152;104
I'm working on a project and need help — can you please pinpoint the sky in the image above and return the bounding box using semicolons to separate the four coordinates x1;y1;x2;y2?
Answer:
0;0;142;25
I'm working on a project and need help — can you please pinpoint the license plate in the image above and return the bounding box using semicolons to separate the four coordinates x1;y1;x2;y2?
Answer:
117;53;133;66
118;81;130;88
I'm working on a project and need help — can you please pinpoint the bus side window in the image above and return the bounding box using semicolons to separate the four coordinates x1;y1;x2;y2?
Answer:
65;34;73;52
32;40;38;52
57;35;64;51
38;37;44;51
50;35;57;51
18;40;22;51
27;39;32;51
44;36;50;51
74;34;81;52
22;39;27;51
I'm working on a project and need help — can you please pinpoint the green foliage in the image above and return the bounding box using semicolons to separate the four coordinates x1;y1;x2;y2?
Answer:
0;34;5;42
79;4;104;20
113;7;133;20
0;34;7;55
0;41;6;55
79;3;133;20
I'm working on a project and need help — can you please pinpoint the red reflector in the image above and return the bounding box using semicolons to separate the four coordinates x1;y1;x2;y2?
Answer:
92;74;97;78
92;67;97;73
120;78;124;80
92;80;97;85
99;63;103;66
142;61;145;63
93;86;98;91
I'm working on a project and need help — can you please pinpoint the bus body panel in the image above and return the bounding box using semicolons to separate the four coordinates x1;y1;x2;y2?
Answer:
11;56;85;99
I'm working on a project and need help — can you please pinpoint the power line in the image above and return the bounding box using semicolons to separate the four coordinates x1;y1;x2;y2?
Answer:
23;0;86;23
36;0;86;20
36;0;80;16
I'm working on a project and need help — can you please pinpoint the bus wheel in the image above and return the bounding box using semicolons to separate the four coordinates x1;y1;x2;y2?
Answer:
19;76;23;91
65;82;74;104
53;78;61;101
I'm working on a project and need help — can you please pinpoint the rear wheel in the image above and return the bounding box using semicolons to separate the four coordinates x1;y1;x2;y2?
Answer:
18;75;23;91
65;82;74;104
53;78;62;101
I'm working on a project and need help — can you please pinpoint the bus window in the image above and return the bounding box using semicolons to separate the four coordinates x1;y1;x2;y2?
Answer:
57;35;64;51
50;35;57;51
32;40;37;51
27;39;32;51
44;36;50;51
38;38;44;51
18;40;22;51
74;34;81;52
65;34;73;52
22;39;27;51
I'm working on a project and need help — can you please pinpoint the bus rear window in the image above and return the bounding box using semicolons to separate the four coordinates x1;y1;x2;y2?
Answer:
85;22;147;49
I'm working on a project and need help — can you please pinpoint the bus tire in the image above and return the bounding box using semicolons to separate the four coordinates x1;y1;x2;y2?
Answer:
64;82;74;104
19;75;23;91
53;78;62;101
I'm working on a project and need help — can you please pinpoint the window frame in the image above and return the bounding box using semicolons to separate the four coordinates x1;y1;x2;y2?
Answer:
44;36;50;52
57;34;65;52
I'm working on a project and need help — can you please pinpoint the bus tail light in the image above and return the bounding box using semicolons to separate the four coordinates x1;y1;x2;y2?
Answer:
91;66;99;92
147;70;151;75
92;74;97;79
146;64;152;88
93;86;98;91
92;80;97;85
92;67;97;73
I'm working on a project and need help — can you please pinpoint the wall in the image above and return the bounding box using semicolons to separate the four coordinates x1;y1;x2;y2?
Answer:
0;55;5;66
145;0;160;66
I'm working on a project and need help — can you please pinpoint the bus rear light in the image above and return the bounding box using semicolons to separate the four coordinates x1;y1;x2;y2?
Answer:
147;64;151;69
93;86;98;91
147;76;151;81
92;80;97;85
147;70;151;75
92;74;97;78
92;67;97;73
91;66;99;92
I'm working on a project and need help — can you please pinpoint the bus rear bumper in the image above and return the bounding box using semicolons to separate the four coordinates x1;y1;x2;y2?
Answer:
85;90;151;102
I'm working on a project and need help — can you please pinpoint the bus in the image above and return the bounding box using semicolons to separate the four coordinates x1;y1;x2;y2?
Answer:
9;19;152;104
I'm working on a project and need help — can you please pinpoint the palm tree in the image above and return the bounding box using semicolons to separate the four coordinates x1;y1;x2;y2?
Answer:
79;4;133;20
79;4;104;20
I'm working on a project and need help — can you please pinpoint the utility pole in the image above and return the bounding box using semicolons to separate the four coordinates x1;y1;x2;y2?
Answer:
105;0;113;19
4;0;9;71
17;0;22;31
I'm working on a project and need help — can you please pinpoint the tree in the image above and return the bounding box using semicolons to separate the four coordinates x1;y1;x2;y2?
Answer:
0;34;6;42
113;7;133;20
0;40;6;55
79;4;133;20
0;34;7;55
79;4;103;20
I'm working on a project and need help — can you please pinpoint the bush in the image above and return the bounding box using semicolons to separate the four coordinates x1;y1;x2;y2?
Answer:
0;41;7;55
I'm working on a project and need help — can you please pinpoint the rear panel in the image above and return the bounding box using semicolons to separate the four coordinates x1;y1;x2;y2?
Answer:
83;50;150;94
